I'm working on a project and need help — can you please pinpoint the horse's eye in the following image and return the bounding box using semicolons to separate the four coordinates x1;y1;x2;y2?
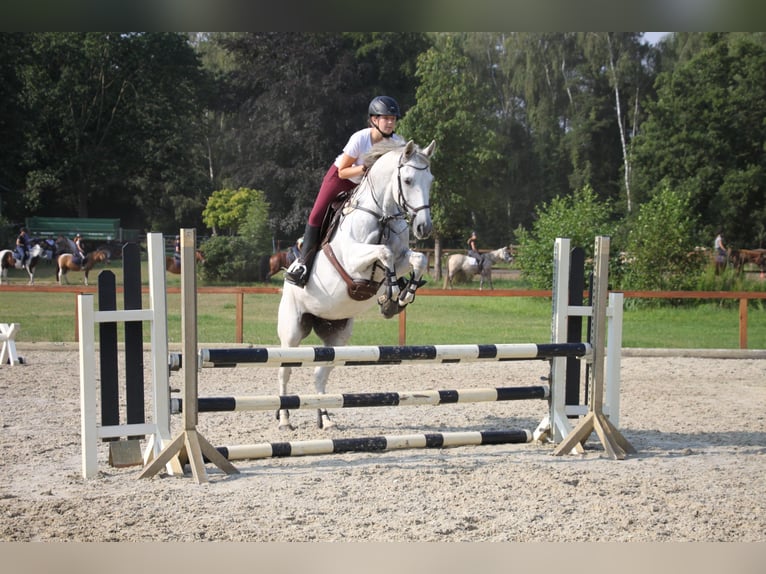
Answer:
404;178;413;186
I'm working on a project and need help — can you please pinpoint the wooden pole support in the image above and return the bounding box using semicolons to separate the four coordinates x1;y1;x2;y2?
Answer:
552;236;636;460
139;228;239;482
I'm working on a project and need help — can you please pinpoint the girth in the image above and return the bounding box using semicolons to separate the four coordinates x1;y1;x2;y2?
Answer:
322;243;382;301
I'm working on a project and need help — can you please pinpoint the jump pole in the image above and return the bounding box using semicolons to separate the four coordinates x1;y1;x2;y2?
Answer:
138;228;239;483
171;384;550;414
207;430;533;462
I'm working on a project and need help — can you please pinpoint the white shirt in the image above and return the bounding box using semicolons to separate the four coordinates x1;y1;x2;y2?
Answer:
334;128;404;184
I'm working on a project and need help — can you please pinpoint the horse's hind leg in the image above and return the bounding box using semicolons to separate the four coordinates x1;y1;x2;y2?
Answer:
313;318;354;429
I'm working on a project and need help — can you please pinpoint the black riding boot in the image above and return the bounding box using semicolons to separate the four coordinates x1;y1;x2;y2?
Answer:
284;224;321;287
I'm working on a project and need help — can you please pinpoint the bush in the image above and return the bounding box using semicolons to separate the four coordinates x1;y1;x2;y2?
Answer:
200;236;269;282
515;186;615;289
619;188;702;291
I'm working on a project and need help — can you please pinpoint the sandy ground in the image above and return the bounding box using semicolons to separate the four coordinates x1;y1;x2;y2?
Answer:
1;345;765;544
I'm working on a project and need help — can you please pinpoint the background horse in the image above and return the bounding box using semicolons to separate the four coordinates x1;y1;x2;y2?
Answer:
276;139;435;431
729;248;766;276
56;249;110;285
166;250;204;275
0;250;17;285
267;245;301;279
3;242;44;285
443;246;513;290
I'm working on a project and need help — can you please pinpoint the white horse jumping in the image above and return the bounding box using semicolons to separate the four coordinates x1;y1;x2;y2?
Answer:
276;139;436;430
443;246;512;290
0;243;44;285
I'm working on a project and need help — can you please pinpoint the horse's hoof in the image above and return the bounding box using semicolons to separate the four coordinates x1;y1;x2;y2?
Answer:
278;423;295;432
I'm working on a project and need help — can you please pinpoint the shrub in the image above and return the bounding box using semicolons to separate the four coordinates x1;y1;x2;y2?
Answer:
515;186;615;289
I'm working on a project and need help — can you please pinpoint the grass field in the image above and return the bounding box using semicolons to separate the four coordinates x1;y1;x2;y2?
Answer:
1;257;765;348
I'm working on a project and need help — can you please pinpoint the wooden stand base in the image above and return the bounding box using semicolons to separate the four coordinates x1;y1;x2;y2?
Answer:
138;429;239;483
552;411;635;460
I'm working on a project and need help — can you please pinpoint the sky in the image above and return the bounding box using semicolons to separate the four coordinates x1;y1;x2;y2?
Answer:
644;32;671;44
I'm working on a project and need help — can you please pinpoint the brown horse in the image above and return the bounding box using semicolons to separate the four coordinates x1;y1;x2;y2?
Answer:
56;249;110;285
267;247;300;280
729;248;766;276
166;250;205;275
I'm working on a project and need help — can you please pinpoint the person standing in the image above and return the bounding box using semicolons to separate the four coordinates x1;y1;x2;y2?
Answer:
714;229;727;274
284;95;405;287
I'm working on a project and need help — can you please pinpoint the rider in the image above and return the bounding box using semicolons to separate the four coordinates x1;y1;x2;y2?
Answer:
284;95;405;287
466;231;486;268
74;233;87;265
15;227;31;264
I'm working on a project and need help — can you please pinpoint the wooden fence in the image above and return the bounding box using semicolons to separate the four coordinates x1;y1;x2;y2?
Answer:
1;285;765;349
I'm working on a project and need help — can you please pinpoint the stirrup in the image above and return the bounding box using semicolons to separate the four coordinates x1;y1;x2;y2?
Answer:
284;261;307;287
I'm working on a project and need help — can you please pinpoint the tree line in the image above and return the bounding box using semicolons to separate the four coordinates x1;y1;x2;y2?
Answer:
1;32;765;283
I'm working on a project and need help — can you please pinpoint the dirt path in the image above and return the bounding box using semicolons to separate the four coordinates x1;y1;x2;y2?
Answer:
1;348;764;542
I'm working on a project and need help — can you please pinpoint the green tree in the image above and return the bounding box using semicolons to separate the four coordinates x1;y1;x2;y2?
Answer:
620;187;701;291
202;187;268;237
215;32;428;238
398;34;500;276
19;33;210;231
200;186;271;282
515;185;615;289
631;34;766;247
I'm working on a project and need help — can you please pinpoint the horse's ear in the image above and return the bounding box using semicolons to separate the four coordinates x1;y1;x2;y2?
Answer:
423;140;436;158
403;139;416;160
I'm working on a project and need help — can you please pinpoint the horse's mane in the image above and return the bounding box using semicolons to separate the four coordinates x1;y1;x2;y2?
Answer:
362;140;406;171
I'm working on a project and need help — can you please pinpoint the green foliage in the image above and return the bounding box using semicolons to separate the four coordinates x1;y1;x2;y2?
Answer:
515;186;615;288
398;34;500;243
619;187;701;291
200;187;271;282
199;235;267;283
630;35;766;247
202;187;268;236
0;215;15;247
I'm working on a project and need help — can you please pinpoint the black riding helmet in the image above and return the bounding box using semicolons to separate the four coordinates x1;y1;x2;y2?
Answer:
368;96;401;118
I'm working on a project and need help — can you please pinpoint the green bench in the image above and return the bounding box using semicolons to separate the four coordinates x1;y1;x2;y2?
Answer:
25;217;124;241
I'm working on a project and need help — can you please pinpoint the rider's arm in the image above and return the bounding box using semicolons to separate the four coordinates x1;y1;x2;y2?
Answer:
337;153;366;180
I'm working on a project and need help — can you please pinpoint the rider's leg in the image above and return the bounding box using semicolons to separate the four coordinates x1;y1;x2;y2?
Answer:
285;165;353;287
285;223;321;287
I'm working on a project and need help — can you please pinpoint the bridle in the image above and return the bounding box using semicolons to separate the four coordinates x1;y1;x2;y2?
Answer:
350;150;431;226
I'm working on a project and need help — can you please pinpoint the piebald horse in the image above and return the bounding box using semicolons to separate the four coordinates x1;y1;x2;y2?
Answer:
276;139;436;431
0;250;17;285
0;243;44;285
56;249;110;285
443;246;513;290
166;250;205;275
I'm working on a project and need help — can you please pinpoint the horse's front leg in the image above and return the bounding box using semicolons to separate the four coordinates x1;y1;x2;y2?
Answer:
396;250;429;306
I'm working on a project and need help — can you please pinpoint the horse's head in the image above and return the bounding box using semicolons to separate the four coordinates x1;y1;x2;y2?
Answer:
391;140;435;240
94;249;110;263
359;139;435;241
